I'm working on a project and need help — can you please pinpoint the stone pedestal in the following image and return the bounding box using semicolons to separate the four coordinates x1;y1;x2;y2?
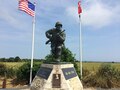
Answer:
31;64;83;90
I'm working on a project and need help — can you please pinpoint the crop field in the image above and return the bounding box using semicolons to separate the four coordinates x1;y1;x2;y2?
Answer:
0;61;120;71
84;62;120;71
77;62;120;71
0;62;24;68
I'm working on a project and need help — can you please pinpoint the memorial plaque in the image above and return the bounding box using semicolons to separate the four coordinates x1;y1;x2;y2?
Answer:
37;67;52;80
62;67;77;80
52;74;61;88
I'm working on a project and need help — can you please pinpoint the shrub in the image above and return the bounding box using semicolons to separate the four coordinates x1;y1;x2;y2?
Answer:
82;68;90;78
45;47;75;63
0;63;7;76
97;64;116;78
82;72;96;87
0;63;16;78
16;62;41;84
6;67;16;78
82;64;120;88
96;64;120;88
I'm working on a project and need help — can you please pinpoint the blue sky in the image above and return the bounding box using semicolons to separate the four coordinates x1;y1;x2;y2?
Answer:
0;0;120;62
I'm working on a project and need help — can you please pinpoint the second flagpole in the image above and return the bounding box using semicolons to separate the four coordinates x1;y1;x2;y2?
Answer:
78;0;83;80
79;14;83;79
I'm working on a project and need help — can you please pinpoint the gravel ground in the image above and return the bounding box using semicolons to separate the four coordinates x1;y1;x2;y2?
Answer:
0;87;120;90
84;88;120;90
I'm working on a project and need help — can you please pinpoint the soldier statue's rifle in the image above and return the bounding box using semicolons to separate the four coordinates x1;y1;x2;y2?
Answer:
45;30;65;44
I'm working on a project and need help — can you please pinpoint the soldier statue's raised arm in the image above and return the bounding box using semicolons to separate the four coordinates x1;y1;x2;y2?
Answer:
45;21;66;63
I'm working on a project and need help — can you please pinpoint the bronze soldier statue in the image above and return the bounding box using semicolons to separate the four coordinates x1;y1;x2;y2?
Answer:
45;21;66;62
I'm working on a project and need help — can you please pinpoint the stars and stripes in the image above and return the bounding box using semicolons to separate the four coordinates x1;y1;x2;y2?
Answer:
19;0;35;17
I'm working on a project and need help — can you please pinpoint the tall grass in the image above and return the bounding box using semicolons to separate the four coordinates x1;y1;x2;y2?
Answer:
82;63;120;88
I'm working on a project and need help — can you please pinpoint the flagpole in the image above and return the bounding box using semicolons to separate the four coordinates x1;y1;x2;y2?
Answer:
79;14;83;79
29;2;36;85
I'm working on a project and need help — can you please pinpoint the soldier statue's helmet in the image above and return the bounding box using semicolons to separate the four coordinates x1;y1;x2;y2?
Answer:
55;21;62;27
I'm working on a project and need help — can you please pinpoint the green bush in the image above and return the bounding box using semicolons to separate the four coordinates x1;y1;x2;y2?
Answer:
97;64;116;78
82;72;96;87
16;62;41;84
45;47;75;63
0;63;7;76
0;63;16;78
6;67;16;78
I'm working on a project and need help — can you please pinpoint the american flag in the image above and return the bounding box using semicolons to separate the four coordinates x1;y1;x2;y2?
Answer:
19;0;35;17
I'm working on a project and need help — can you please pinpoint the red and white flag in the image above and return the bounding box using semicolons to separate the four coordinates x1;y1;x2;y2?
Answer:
78;1;82;15
19;0;35;17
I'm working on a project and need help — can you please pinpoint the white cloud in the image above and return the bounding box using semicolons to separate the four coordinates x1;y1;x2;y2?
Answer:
66;0;120;29
0;0;33;32
0;1;18;27
82;1;113;28
66;7;78;22
0;9;19;28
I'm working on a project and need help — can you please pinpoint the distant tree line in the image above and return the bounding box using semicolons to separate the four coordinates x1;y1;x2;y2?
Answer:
0;56;43;62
